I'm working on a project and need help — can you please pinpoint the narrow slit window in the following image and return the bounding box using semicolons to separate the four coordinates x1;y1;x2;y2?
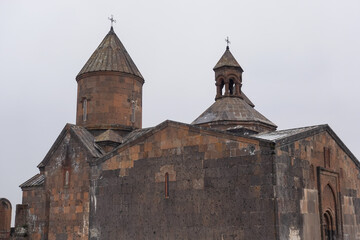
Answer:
83;99;87;122
165;172;169;198
324;147;331;168
65;170;69;186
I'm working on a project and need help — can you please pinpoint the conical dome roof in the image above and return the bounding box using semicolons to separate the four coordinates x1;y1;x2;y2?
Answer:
77;27;143;79
213;47;243;71
191;97;277;128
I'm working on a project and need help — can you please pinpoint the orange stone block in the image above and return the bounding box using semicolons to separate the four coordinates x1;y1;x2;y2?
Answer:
130;145;140;155
144;142;152;152
76;205;83;213
84;192;89;200
64;206;70;214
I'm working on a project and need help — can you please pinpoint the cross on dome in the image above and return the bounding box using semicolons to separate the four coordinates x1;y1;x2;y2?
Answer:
108;15;116;27
225;36;231;49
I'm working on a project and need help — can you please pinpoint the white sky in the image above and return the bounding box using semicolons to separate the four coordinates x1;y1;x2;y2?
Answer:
1;0;360;225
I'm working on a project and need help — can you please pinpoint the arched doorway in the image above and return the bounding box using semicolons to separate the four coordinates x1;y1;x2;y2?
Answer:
322;184;338;240
323;210;335;240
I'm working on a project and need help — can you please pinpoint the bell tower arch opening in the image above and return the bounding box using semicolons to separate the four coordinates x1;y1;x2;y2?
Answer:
229;78;234;95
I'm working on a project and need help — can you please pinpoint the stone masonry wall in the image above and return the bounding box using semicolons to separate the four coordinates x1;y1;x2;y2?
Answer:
20;187;46;239
274;130;360;240
42;131;92;240
76;72;143;130
89;123;277;240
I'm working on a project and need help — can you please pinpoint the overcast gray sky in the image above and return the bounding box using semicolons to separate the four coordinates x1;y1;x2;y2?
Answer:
1;0;359;225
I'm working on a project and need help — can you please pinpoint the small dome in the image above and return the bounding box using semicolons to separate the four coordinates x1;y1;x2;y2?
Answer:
192;97;277;128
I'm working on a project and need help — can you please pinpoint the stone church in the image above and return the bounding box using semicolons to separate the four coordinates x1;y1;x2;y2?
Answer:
2;26;360;240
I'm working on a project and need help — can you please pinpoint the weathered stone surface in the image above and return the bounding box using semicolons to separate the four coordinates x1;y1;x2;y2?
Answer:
88;122;276;240
0;198;11;240
10;27;360;240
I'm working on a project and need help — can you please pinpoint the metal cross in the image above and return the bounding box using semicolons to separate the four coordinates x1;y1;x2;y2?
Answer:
225;36;231;48
108;15;116;27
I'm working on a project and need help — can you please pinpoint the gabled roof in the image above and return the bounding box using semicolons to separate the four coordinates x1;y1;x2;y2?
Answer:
121;127;154;145
77;27;143;80
19;173;45;188
90;120;270;166
191;97;277;127
213;47;243;71
252;124;359;167
95;129;123;143
37;124;104;168
253;125;320;141
71;125;105;157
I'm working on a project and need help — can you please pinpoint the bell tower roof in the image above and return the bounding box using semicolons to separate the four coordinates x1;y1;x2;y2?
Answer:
192;44;277;133
213;46;243;71
76;27;143;80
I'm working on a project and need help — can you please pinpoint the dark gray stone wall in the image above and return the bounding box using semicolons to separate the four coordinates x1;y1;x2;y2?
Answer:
90;147;276;240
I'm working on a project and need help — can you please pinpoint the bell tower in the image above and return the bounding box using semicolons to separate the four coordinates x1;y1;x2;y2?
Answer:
192;44;277;133
75;26;144;133
214;45;244;100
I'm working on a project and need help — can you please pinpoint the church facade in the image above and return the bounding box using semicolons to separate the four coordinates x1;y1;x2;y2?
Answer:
3;27;360;240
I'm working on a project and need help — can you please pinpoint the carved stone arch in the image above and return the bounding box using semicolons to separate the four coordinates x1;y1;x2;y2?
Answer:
323;184;336;212
318;167;342;240
0;198;11;209
226;74;240;83
215;75;226;84
227;75;240;96
323;209;335;240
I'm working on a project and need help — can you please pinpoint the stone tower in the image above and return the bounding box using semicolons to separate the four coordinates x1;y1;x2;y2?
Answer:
192;46;277;133
76;27;144;134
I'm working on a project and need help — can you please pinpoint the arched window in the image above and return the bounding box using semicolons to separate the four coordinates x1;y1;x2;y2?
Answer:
165;172;169;198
